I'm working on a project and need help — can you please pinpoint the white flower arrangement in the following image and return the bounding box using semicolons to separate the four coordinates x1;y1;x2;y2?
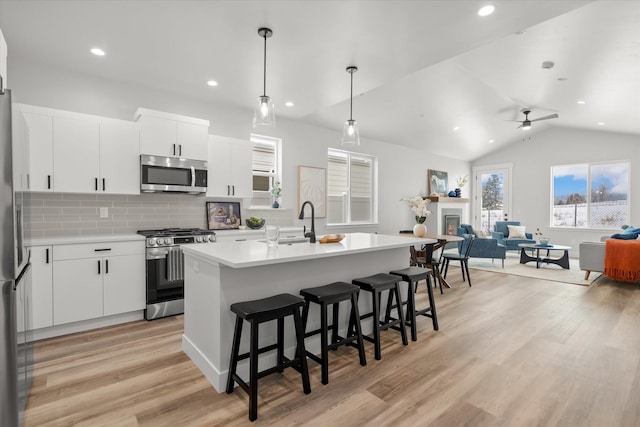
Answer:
456;175;469;188
401;196;431;222
270;181;282;199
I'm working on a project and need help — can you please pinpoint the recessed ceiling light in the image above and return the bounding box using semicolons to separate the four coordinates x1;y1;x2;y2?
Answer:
597;122;605;126
478;5;495;16
90;48;105;56
488;139;495;144
557;77;568;81
207;80;218;87
453;126;460;131
577;100;586;104
285;101;294;107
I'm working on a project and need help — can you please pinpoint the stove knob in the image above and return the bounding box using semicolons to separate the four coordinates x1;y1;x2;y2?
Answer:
148;238;157;246
208;235;216;242
196;236;203;243
164;238;172;245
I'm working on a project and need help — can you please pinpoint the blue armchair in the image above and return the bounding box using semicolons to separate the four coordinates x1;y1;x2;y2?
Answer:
456;224;506;267
492;221;535;251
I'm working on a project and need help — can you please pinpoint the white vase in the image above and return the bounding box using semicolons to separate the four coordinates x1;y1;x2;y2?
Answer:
413;223;427;237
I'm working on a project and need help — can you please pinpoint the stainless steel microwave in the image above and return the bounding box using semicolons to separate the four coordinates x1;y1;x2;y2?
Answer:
140;154;207;194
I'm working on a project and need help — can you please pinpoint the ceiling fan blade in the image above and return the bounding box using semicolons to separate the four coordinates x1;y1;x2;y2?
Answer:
531;113;559;122
516;124;523;129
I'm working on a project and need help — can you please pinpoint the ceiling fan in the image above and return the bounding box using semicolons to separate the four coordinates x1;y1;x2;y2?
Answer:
509;109;559;130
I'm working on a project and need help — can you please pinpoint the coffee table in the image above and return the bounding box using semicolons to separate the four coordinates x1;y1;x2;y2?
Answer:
518;243;572;269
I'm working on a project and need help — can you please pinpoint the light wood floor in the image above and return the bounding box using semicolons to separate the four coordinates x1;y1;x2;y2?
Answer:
24;270;640;426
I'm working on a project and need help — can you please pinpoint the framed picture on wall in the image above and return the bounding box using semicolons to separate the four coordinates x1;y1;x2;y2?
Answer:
206;201;242;230
298;166;327;218
428;169;449;195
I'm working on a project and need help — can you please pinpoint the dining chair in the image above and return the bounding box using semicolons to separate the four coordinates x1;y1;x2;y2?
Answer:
411;245;444;294
441;235;476;287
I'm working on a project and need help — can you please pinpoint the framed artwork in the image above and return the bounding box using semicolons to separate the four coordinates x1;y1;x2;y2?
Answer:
298;166;326;218
206;201;242;230
444;214;461;236
428;169;449;195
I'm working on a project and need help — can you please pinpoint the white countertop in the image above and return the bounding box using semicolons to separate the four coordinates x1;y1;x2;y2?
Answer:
27;234;145;246
182;232;433;268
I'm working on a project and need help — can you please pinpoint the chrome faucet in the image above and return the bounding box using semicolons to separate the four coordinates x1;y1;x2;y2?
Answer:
298;201;316;243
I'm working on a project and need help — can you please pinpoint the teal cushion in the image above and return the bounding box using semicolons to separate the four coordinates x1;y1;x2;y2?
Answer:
611;232;639;240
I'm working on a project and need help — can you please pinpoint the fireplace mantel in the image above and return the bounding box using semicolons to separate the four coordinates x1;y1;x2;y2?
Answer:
423;196;469;203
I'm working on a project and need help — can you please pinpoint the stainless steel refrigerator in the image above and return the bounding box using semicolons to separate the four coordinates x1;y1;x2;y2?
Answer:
0;88;33;427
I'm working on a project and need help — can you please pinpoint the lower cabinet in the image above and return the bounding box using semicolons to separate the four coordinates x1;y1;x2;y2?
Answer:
30;246;53;329
30;240;145;328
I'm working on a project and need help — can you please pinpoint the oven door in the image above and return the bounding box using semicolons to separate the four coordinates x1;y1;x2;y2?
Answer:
145;246;184;303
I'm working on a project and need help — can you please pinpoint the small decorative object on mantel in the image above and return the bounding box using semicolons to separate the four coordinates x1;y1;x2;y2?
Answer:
453;175;468;198
401;196;431;237
270;181;282;208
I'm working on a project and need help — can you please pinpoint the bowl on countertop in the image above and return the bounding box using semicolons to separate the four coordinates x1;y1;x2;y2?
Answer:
246;218;265;230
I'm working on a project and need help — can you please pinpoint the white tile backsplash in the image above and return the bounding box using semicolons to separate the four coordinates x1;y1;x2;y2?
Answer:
26;193;294;238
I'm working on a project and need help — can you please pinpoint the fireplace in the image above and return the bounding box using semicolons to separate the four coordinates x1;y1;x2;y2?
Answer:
444;214;461;235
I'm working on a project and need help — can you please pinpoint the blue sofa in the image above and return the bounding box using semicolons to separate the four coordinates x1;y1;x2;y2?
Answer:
456;224;506;267
492;221;535;251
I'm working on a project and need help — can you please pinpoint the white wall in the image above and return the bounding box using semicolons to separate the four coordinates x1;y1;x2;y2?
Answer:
9;55;470;235
472;126;639;252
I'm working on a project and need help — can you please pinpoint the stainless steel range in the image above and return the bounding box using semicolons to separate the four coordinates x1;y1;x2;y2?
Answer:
137;228;216;320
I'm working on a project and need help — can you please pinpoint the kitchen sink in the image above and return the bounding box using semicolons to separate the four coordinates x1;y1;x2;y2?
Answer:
259;237;309;244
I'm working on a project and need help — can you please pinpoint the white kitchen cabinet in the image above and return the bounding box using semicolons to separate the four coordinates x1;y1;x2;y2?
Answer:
0;27;7;91
53;115;100;193
103;253;145;316
207;135;252;198
30;246;53;329
99;119;140;194
52;241;145;326
22;111;53;191
136;108;209;160
53;257;103;325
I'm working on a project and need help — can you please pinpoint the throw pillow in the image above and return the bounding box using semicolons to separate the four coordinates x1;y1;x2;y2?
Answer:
475;229;486;238
611;232;639;240
507;225;527;238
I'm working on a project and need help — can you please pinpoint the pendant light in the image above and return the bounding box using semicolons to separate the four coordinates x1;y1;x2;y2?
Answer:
341;66;360;146
253;27;275;128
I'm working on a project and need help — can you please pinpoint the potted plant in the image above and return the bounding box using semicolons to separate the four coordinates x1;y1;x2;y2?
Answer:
270;181;282;208
401;196;431;237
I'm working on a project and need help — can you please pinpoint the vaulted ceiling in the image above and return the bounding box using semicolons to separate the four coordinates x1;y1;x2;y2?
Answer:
1;0;638;160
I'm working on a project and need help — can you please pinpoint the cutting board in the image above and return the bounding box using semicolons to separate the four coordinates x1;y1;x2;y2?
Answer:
319;234;345;244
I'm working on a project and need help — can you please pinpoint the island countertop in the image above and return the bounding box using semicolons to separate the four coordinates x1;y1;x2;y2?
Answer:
181;232;432;268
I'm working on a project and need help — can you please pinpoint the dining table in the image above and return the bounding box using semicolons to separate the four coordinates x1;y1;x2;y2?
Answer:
399;232;465;289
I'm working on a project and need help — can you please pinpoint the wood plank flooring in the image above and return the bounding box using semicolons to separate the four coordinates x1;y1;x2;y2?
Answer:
24;270;640;426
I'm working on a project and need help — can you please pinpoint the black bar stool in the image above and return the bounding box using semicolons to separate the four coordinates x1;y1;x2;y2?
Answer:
299;282;366;385
389;265;439;341
350;273;408;360
226;293;311;422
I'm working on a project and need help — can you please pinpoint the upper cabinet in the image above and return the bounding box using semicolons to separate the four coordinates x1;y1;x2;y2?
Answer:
135;108;209;161
207;135;252;198
17;104;140;194
0;27;8;91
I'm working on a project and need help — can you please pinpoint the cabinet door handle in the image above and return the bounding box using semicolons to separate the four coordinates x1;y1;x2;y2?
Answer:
27;174;30;190
46;248;49;264
173;144;176;156
227;185;230;196
98;260;101;275
47;175;51;189
179;144;182;157
94;248;111;252
232;185;235;196
105;259;109;274
95;178;98;191
102;178;106;191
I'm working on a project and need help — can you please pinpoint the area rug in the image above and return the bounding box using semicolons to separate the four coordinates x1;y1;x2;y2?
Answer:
453;252;601;286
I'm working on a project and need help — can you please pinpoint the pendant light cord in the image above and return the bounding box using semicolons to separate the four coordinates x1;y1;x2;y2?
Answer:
349;70;353;121
262;33;267;97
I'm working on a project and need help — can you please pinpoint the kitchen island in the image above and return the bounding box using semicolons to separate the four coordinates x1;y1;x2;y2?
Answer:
181;232;431;392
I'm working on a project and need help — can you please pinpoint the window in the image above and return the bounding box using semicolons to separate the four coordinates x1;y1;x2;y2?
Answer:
251;134;280;204
551;161;629;229
327;148;376;224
